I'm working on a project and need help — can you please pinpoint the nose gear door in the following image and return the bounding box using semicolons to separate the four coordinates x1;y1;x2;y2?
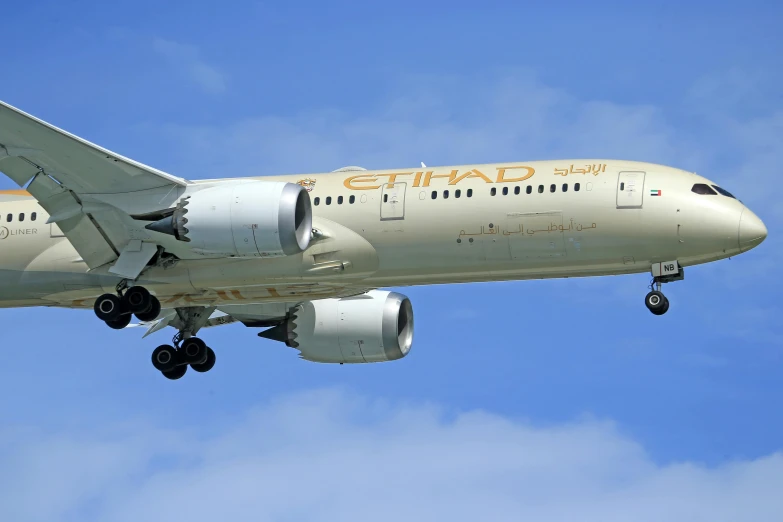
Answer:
380;182;406;221
616;171;646;209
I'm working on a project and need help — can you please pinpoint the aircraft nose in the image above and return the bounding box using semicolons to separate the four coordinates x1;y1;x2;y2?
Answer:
739;208;768;252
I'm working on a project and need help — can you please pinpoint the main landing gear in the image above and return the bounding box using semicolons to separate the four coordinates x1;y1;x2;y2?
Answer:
93;281;161;328
151;335;216;380
94;283;216;380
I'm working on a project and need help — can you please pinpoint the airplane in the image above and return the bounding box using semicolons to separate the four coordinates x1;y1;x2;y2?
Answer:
0;100;768;380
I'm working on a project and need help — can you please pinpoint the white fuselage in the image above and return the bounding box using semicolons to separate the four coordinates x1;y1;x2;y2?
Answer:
0;159;767;309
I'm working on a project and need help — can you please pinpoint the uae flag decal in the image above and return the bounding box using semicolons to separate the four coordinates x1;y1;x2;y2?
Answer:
650;189;662;196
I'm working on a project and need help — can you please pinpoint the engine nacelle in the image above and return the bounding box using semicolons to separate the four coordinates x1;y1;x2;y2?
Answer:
261;290;414;363
147;181;312;257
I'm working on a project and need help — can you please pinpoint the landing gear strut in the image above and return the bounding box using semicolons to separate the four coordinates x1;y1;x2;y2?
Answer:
93;280;161;328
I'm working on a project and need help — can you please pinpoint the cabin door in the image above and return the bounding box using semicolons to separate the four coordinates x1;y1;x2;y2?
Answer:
616;171;646;209
380;182;406;221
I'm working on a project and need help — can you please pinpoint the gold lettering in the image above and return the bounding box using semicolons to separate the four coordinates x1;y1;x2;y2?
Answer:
424;170;456;187
496;166;535;183
450;169;493;185
344;174;381;190
379;172;413;185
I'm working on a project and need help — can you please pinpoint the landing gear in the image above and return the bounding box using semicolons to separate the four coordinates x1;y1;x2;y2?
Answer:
94;293;123;322
644;263;684;316
93;281;161;328
645;290;670;315
162;365;188;380
191;347;216;373
151;335;216;379
106;314;132;330
123;286;153;315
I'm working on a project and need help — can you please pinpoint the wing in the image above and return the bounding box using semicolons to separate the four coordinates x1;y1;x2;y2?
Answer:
0;99;189;271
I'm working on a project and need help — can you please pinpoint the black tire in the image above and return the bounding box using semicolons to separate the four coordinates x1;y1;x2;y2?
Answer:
106;314;132;330
151;344;178;372
181;337;208;365
660;297;670;315
94;293;123;321
162;365;187;380
191;347;216;373
645;291;666;314
123;286;152;315
135;295;161;322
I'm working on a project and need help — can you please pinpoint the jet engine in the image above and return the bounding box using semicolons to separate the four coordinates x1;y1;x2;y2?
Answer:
146;181;312;257
260;290;414;363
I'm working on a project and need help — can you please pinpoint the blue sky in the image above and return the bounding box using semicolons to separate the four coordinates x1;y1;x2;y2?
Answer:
1;1;782;520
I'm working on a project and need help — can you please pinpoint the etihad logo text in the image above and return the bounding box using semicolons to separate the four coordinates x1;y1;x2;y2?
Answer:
343;166;535;190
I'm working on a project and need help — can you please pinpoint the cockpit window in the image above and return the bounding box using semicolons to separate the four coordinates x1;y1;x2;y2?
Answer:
712;185;736;199
691;183;717;195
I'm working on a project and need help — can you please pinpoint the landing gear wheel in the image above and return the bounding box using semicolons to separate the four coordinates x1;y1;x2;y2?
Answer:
151;344;178;372
105;314;132;330
191;347;216;373
94;293;123;321
181;337;208;365
123;286;152;315
134;295;161;322
645;290;668;315
162;365;187;380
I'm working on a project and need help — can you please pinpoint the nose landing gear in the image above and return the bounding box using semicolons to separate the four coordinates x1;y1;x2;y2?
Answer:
645;288;670;315
644;263;684;316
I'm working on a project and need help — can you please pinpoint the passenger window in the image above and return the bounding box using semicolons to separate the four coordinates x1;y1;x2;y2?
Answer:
6;214;11;222
549;184;556;193
562;183;568;192
467;189;473;198
314;197;320;206
691;184;717;195
455;189;461;198
326;196;332;205
31;212;37;221
349;195;355;204
490;187;497;196
444;190;449;199
538;185;544;193
500;187;507;196
526;185;532;194
514;186;520;195
338;196;343;205
19;213;24;222
383;194;388;203
620;182;625;191
431;191;437;200
574;183;580;192
711;185;736;198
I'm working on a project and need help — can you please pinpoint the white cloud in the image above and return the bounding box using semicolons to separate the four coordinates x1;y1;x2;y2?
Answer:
0;390;780;522
152;38;227;94
151;71;684;179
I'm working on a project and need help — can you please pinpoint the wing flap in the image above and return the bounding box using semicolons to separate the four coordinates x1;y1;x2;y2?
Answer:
0;155;40;186
25;170;118;267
